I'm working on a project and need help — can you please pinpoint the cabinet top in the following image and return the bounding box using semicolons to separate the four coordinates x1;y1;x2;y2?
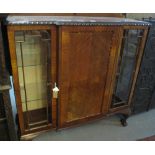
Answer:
6;16;150;26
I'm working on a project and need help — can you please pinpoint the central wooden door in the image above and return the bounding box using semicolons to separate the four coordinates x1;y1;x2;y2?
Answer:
58;26;122;128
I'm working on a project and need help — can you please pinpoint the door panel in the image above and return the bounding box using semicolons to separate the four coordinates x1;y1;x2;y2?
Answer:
58;26;121;127
7;26;57;135
111;29;144;108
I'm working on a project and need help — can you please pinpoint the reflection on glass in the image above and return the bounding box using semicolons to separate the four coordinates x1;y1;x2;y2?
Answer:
15;30;51;129
112;29;143;107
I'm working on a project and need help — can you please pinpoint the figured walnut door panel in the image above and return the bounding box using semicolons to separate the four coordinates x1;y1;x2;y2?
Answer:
58;26;121;128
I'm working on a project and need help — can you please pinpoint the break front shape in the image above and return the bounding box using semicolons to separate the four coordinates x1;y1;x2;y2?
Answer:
6;16;150;137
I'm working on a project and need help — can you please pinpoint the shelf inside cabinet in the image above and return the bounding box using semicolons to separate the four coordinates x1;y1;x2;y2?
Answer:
112;95;126;107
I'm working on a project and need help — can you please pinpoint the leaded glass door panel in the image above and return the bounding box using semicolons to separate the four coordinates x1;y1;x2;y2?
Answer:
7;26;56;135
111;29;144;108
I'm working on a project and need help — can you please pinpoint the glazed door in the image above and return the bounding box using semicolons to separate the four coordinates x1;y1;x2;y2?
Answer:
111;28;147;109
7;26;57;135
58;26;122;128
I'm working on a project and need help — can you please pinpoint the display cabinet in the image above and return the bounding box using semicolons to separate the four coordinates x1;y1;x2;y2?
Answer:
6;16;149;139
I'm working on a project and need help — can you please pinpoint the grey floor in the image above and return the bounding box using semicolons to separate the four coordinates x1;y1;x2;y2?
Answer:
33;109;155;141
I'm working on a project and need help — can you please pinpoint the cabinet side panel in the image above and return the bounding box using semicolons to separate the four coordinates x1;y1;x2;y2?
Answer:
7;26;25;134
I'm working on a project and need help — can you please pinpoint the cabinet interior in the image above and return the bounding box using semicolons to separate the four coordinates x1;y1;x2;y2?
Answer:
15;30;52;129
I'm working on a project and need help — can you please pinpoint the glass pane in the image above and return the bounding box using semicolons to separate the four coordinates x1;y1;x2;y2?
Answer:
15;30;52;130
111;29;144;107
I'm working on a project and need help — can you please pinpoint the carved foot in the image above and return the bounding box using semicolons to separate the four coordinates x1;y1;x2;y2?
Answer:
120;114;129;127
120;118;128;126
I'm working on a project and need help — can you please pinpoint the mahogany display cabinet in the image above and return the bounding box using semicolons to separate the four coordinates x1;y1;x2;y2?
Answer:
6;16;150;139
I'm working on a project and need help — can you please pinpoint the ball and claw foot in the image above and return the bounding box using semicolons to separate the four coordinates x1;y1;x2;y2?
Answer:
120;118;128;126
120;114;129;127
